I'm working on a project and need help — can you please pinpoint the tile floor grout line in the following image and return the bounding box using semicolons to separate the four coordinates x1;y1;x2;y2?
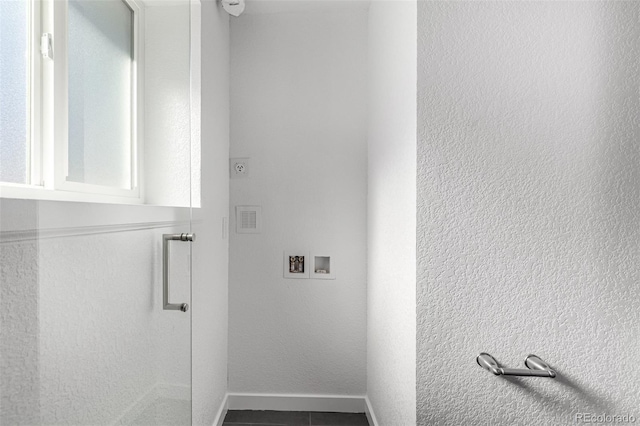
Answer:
223;423;287;425
224;422;303;425
224;410;369;426
223;423;287;426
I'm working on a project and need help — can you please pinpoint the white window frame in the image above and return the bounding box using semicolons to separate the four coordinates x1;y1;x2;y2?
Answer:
29;0;43;187
0;0;145;205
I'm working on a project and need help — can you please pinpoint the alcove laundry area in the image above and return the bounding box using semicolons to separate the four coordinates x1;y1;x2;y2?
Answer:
1;1;638;425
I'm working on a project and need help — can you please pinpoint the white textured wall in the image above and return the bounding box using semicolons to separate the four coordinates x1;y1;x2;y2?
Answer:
144;3;192;207
0;200;40;425
367;1;416;425
1;201;193;425
37;216;191;425
228;4;368;395
191;0;230;424
417;2;640;425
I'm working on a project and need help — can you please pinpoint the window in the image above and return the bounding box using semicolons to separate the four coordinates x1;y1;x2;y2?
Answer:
0;0;31;184
67;0;135;190
0;0;142;202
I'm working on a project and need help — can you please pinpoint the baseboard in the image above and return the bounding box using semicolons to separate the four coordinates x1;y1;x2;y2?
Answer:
364;396;379;426
212;393;229;426
226;393;367;413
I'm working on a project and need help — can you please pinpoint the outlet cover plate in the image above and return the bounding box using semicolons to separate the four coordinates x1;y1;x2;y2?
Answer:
230;158;250;178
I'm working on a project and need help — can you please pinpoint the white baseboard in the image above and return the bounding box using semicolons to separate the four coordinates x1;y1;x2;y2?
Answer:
212;393;229;426
364;396;379;426
226;393;367;413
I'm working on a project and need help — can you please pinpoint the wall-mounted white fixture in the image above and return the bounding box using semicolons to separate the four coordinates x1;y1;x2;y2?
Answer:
284;250;310;279
310;253;335;280
236;206;262;234
221;0;245;17
230;158;250;178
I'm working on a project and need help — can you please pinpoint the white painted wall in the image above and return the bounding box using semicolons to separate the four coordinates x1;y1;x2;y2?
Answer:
417;2;640;424
144;3;192;208
367;1;416;425
191;0;230;424
143;0;204;210
228;4;368;395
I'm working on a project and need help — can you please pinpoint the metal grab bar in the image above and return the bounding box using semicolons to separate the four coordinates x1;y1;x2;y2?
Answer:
163;233;195;312
477;353;556;378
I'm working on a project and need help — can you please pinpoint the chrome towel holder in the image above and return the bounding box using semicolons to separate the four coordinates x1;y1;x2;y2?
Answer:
477;353;556;378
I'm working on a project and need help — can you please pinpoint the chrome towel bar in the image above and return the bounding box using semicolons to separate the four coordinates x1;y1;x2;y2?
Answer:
477;353;556;378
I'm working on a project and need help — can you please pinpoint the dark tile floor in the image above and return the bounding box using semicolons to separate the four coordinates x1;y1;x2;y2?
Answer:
223;410;370;426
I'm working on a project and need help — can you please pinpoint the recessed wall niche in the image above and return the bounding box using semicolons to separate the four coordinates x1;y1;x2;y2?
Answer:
310;253;335;280
283;251;335;280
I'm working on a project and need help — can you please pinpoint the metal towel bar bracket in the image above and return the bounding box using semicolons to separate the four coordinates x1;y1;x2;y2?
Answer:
163;233;195;312
477;353;556;378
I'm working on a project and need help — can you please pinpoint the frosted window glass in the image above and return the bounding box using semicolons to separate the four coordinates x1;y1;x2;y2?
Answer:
0;1;29;184
67;0;133;189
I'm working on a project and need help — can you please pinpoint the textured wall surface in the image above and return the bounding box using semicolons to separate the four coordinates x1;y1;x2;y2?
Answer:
144;3;192;207
417;2;640;425
0;200;40;425
0;201;193;425
367;1;416;425
229;4;368;395
37;224;190;425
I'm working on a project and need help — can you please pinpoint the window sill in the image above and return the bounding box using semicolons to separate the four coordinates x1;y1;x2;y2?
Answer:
0;183;196;208
1;189;195;239
0;183;144;206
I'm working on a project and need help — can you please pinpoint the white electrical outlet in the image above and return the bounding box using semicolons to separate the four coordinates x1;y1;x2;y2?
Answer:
230;158;250;178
